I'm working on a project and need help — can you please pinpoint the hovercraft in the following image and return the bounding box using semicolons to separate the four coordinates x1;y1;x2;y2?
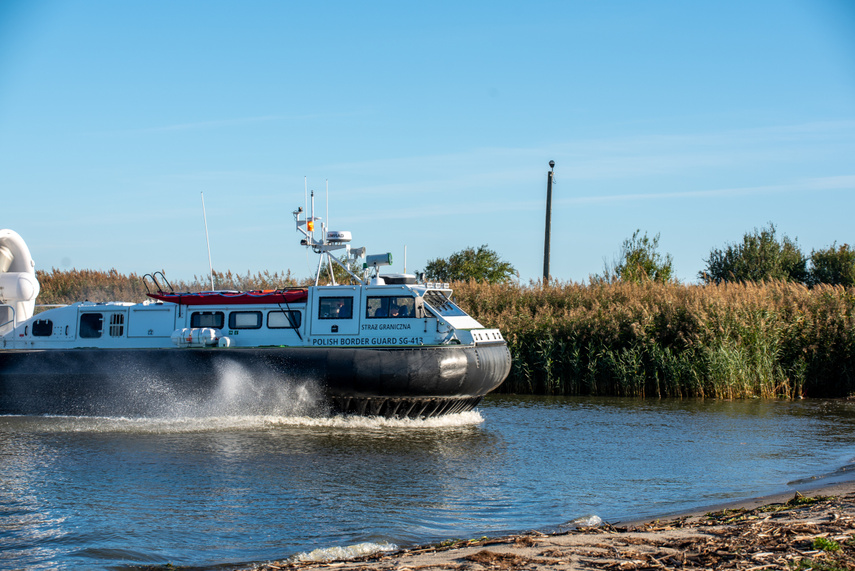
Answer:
0;196;511;418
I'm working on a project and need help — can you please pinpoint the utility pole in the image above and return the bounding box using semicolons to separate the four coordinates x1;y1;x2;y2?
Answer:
543;160;555;283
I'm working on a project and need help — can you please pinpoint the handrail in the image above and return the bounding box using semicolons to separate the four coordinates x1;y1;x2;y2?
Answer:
154;271;173;293
0;303;16;330
142;273;156;295
142;272;174;295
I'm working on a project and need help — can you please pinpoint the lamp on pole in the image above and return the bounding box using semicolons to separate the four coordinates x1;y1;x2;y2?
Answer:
543;160;555;283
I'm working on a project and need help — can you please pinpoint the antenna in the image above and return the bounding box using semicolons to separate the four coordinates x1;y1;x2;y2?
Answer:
310;189;315;240
201;191;215;290
325;179;334;284
293;184;366;287
404;245;407;273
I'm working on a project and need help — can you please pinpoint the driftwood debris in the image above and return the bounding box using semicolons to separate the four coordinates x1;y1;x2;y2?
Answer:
241;490;855;571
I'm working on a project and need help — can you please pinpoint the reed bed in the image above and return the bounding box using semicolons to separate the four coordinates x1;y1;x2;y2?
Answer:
35;268;303;306
452;280;855;399
33;270;855;398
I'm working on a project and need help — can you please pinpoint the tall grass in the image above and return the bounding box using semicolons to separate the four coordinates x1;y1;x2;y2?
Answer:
33;270;855;398
452;280;855;399
35;268;302;306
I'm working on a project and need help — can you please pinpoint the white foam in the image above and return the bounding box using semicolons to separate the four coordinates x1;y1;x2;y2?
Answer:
568;514;603;528
289;541;398;563
268;410;485;429
16;410;485;434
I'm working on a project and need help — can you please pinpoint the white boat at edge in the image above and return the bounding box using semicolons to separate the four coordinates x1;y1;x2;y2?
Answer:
0;197;511;418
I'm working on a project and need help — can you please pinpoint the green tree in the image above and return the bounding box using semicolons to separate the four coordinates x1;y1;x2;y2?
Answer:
600;230;674;284
809;243;855;286
423;245;517;283
700;223;807;284
317;257;365;285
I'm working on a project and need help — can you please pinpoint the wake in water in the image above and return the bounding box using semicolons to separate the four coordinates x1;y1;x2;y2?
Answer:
12;409;486;433
6;409;486;433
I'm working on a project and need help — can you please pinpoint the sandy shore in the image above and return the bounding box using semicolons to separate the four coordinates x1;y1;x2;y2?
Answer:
241;480;855;571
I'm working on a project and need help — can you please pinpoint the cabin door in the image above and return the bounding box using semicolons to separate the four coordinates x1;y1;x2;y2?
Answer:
311;287;360;337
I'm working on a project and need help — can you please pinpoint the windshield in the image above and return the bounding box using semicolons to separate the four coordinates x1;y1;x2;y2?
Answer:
422;291;467;317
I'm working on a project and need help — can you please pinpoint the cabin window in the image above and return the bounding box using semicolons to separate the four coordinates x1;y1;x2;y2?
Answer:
191;311;225;329
366;296;415;318
229;311;262;329
268;310;302;329
318;297;353;319
108;313;125;337
79;313;103;338
32;319;53;337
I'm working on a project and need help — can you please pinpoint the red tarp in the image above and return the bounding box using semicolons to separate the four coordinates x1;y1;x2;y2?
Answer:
147;289;309;306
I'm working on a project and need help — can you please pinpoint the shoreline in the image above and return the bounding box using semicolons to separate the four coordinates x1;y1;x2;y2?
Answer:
615;466;855;528
239;478;855;571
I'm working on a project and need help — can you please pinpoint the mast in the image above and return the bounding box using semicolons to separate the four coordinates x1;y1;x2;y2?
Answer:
201;192;215;290
293;180;373;287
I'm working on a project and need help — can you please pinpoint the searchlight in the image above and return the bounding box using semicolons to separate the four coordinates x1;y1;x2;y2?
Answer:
364;253;393;270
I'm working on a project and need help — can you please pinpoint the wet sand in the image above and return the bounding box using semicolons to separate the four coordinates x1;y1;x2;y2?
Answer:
242;480;855;571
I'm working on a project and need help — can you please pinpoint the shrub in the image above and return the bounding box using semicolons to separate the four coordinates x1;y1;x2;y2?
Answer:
809;243;855;287
599;229;674;284
423;245;517;283
700;224;808;284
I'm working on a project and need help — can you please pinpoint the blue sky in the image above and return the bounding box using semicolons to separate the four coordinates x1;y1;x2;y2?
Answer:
1;1;854;285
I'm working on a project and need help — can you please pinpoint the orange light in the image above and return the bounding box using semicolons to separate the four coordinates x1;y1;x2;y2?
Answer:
307;220;314;231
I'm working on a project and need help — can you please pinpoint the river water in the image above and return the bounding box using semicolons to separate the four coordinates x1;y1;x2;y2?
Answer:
3;394;855;570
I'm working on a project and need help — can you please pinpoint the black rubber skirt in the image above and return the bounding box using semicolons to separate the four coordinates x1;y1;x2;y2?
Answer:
0;343;511;418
